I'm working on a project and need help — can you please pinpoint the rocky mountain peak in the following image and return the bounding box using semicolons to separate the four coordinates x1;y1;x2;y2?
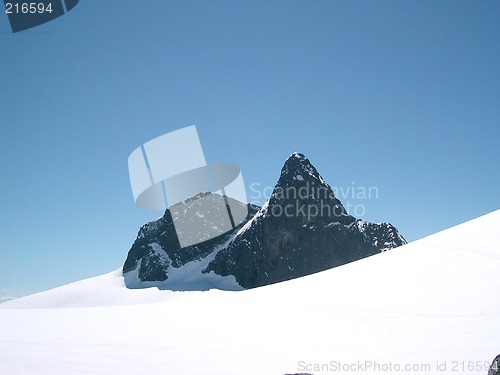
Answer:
278;152;322;185
123;151;407;290
269;152;353;225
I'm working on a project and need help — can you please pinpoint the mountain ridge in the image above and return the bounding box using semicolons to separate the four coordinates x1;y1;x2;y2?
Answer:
123;152;406;290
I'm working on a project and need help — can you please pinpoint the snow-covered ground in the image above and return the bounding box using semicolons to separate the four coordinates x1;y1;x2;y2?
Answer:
1;210;499;375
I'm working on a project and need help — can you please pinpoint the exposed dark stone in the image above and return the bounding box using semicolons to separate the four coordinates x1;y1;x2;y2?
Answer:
202;152;406;288
123;194;259;282
488;354;500;375
123;152;406;290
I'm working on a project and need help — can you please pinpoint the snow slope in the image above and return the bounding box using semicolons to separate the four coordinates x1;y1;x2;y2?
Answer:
0;210;499;375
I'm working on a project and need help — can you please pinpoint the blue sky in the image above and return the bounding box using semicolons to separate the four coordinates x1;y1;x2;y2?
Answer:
1;0;499;298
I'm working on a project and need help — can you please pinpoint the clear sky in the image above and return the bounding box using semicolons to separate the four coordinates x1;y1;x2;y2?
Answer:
1;0;499;299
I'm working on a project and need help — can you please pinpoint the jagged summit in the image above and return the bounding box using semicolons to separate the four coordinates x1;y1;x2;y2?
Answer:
280;152;320;181
123;152;407;290
203;152;406;288
277;152;332;194
269;152;353;225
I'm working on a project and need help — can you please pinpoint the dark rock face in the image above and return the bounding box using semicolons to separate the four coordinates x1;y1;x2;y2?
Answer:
488;354;500;375
123;152;406;290
202;153;406;288
123;193;259;282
